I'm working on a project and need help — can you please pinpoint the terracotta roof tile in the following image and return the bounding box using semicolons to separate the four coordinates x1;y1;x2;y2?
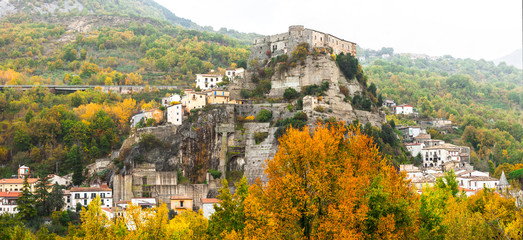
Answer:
201;198;220;204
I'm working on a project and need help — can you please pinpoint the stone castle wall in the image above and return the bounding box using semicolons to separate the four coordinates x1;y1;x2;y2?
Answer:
249;25;357;65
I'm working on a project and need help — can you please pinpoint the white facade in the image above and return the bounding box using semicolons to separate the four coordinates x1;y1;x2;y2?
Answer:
167;104;183;125
225;68;245;81
70;185;112;210
0;193;19;214
399;164;423;180
201;198;220;219
48;174;71;186
195;74;223;90
393;104;414;115
406;143;424;157
161;94;181;107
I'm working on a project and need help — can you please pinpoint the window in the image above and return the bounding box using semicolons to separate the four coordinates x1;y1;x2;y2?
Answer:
180;201;184;208
75;193;80;199
91;193;96;198
84;193;87;198
101;193;105;198
84;200;87;205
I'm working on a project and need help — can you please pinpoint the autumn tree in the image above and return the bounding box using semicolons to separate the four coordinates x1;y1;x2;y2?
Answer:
243;123;419;239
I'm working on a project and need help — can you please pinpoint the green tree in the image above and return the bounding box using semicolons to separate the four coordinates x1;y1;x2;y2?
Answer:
255;109;272;122
283;87;299;101
68;145;84;186
34;174;52;216
208;176;249;238
17;176;37;221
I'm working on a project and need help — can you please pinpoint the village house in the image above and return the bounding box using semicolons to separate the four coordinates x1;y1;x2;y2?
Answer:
391;104;414;115
0;166;38;192
48;174;71;186
181;89;207;113
201;198;220;219
161;94;181;107
144;109;163;124
0;192;20;214
116;198;157;210
166;104;183;125
225;68;245;81
421;143;465;168
130;112;145;128
400;164;423;179
195;73;223;90
63;190;71;211
383;99;396;108
406;143;424;157
397;126;426;142
413;133;432;144
170;196;193;214
70;184;112;211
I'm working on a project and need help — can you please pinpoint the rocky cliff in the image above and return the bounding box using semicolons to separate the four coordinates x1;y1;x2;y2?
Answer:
112;53;385;207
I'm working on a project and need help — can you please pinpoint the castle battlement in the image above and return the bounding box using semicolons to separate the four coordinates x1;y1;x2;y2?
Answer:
249;25;357;64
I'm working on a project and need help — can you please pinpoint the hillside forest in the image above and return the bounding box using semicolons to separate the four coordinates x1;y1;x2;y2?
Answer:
0;5;521;239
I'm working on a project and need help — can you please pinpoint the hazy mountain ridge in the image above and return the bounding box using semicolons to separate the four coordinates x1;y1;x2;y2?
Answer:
493;48;523;69
0;0;260;44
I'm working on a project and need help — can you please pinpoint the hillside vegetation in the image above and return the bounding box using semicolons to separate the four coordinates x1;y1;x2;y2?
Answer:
0;15;250;86
365;53;523;172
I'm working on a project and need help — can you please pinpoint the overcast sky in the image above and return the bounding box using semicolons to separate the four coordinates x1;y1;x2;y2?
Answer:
155;0;522;60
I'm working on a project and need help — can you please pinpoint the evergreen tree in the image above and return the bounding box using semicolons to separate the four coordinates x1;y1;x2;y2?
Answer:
34;174;52;216
49;183;65;213
68;145;84;186
17;176;36;221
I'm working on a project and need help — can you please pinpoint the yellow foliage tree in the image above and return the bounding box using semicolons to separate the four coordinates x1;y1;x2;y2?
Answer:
244;123;419;239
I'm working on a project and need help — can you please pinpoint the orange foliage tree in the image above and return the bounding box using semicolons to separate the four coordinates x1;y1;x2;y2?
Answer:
244;123;419;239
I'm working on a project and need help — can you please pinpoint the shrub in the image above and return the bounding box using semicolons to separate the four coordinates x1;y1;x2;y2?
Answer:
208;169;222;179
314;106;325;112
256;109;272;122
254;131;269;144
283;87;299;101
139;133;162;151
339;85;350;97
336;52;358;80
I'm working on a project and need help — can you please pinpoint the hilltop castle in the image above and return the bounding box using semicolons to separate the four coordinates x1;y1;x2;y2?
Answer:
249;25;357;64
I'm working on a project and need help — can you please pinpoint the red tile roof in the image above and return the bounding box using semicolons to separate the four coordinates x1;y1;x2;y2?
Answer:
201;198;220;204
70;184;111;192
0;178;38;184
0;192;21;198
171;196;192;200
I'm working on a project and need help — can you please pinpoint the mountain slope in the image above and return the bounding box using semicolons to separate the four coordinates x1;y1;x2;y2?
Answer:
0;0;260;44
493;48;523;69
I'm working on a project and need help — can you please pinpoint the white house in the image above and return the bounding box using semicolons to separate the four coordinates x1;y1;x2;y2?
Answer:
225;68;245;81
0;192;20;214
399;164;423;180
70;184;112;211
167;104;183;125
161;94;181;107
392;104;414;115
398;126;426;142
384;99;396;108
406;143;424;157
201;198;220;219
130;112;145;128
48;174;71;186
195;73;223;90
